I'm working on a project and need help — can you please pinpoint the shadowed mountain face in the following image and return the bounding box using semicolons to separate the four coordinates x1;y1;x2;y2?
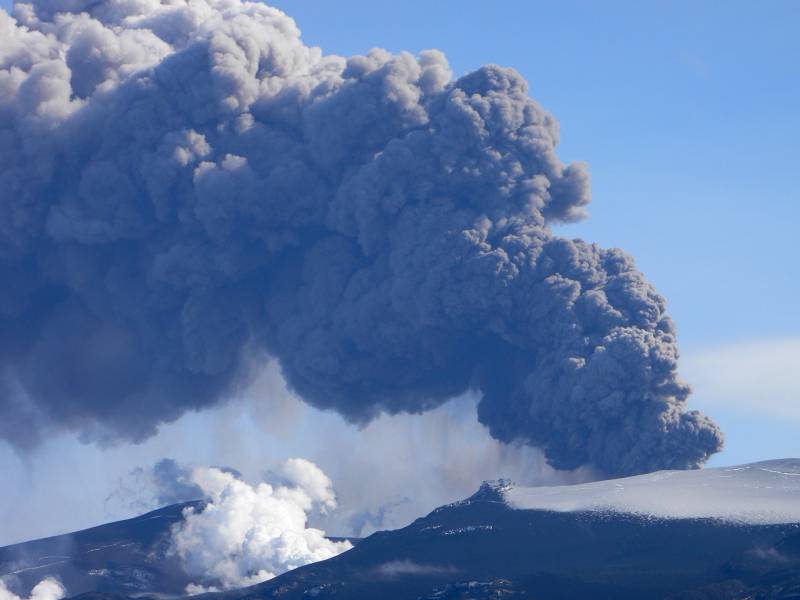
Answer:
194;479;800;600
0;502;201;597
3;460;800;600
0;500;358;599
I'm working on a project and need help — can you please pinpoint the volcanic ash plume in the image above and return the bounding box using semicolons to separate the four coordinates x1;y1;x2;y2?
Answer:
0;0;722;474
171;459;351;593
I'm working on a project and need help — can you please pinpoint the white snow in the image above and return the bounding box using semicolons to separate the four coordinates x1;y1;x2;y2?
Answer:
441;525;494;536
504;459;800;524
86;543;120;553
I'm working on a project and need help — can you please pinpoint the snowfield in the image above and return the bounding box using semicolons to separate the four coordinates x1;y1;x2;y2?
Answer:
504;459;800;524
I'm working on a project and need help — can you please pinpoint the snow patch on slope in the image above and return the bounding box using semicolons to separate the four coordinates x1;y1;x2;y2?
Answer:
504;459;800;524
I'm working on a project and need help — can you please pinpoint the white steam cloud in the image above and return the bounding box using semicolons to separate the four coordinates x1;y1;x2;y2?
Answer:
170;459;351;594
0;579;65;600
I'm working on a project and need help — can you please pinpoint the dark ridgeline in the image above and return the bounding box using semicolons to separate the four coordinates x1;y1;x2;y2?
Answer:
0;503;200;598
3;478;799;600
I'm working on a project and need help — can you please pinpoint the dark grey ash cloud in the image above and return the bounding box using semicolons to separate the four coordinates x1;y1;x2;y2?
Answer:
0;0;722;475
104;458;202;516
148;458;204;506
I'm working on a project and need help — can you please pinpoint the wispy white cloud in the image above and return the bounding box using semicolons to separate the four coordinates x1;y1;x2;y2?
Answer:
373;560;458;578
682;337;800;422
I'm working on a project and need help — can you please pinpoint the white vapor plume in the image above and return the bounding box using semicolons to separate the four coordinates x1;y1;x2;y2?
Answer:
171;460;351;594
0;579;66;600
274;457;338;513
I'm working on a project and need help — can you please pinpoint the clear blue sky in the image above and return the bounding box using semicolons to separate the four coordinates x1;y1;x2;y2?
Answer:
0;0;797;544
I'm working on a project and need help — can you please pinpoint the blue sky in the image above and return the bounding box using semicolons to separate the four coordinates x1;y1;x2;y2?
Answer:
0;0;798;544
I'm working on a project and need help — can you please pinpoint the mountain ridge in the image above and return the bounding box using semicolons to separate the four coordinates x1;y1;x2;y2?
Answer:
3;459;800;600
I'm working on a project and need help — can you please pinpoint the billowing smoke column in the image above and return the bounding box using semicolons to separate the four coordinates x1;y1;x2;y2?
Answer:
0;0;722;475
171;459;351;593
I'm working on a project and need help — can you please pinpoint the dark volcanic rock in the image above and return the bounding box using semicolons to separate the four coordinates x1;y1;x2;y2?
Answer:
0;503;200;597
191;480;800;600
5;461;800;600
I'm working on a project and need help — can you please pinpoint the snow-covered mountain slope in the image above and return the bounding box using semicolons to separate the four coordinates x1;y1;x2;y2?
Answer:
505;459;800;524
185;459;800;600
7;460;800;600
